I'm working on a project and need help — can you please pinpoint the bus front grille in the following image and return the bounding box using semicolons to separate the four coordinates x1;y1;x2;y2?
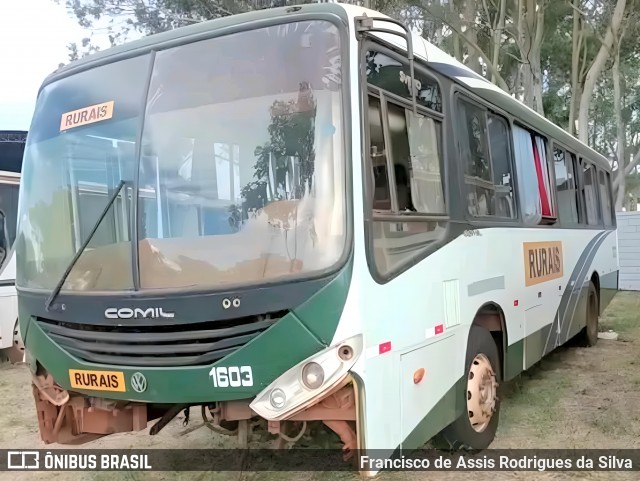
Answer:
35;311;286;367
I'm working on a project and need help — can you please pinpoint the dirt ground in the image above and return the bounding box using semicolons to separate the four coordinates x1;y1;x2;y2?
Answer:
1;291;639;481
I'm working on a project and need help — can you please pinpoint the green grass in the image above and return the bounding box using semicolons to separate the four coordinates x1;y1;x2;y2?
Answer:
599;291;640;335
498;359;573;436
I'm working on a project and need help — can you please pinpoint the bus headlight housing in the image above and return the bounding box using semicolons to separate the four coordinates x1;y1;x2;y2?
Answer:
250;334;362;421
301;362;324;389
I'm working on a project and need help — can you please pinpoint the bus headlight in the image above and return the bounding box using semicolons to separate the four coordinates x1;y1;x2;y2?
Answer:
269;388;287;409
250;334;362;421
301;362;324;389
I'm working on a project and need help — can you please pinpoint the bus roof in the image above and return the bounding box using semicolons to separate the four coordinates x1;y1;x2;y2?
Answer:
41;3;350;87
39;2;610;172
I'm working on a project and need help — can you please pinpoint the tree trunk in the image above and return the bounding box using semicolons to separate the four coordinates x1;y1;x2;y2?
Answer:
451;0;462;62
490;0;506;85
613;43;625;211
462;0;481;74
568;0;582;136
516;0;545;114
577;0;627;144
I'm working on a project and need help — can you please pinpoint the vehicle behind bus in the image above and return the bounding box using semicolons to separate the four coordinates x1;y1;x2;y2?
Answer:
0;130;24;363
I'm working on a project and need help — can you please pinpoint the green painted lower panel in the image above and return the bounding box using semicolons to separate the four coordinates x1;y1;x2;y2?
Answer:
26;311;324;403
504;339;523;381
525;323;552;370
600;270;618;314
25;258;353;404
401;376;465;451
293;259;353;345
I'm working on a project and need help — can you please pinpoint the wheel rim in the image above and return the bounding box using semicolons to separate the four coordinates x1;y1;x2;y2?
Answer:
467;353;498;433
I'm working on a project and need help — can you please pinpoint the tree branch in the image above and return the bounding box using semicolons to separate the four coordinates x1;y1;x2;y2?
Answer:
423;5;510;91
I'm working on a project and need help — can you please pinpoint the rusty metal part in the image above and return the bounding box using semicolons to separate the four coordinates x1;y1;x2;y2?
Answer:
256;381;358;452
32;373;69;406
68;397;147;435
278;420;307;443
267;420;280;435
219;400;253;421
467;353;498;433
288;381;356;422
323;420;357;460
204;378;359;453
238;420;250;448
201;405;238;435
31;374;147;444
270;421;306;449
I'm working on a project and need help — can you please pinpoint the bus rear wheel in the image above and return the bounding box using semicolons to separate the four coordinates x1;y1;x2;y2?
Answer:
576;281;599;347
433;325;501;450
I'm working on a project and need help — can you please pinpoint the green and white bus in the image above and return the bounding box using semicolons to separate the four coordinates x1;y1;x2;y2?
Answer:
16;2;618;472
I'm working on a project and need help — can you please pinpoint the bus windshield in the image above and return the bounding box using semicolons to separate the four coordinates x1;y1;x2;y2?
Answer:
16;19;346;293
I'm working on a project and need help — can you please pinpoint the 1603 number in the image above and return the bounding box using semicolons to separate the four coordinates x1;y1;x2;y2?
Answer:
209;366;253;387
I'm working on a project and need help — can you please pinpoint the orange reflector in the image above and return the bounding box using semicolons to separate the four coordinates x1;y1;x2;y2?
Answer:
413;368;425;384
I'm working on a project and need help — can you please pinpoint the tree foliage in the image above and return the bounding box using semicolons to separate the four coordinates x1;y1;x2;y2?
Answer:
61;0;640;209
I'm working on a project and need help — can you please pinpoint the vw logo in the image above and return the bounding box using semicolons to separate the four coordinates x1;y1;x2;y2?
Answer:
131;372;147;393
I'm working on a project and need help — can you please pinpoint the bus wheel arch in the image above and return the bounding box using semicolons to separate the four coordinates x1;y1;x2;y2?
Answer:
472;302;507;382
433;324;501;450
590;271;600;313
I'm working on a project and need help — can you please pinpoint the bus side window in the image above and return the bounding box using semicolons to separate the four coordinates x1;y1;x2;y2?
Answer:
598;170;614;227
531;134;557;224
365;92;447;278
569;152;585;224
553;147;579;225
512;125;556;226
368;96;391;210
458;99;515;219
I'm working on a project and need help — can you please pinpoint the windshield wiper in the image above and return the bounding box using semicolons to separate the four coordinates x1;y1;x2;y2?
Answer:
45;180;128;311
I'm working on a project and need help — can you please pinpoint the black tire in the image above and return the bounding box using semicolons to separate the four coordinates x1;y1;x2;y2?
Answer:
433;325;501;451
576;281;599;347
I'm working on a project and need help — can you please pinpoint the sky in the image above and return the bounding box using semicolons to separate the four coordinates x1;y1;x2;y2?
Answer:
0;0;126;131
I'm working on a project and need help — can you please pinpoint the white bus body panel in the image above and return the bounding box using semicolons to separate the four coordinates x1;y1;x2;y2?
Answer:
330;3;618;457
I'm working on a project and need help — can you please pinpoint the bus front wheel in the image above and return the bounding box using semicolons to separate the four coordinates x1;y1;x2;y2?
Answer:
434;325;501;450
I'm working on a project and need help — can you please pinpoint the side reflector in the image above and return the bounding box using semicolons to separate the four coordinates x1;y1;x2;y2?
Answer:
379;342;392;355
413;368;425;384
435;324;444;335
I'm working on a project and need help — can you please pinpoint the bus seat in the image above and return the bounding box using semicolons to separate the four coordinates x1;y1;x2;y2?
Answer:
372;165;390;210
394;164;411;211
372;164;413;212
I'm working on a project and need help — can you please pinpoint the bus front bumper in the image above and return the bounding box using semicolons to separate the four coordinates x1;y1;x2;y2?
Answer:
24;315;360;450
23;311;326;404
